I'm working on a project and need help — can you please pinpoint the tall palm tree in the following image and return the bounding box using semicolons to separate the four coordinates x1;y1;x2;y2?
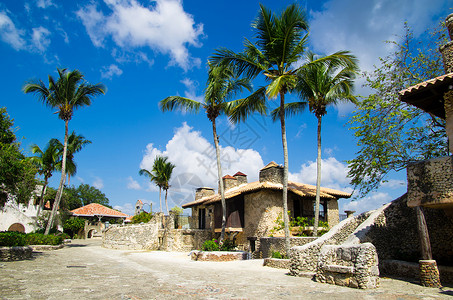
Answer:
140;156;166;213
160;64;252;243
295;53;358;236
30;140;60;216
160;158;176;215
53;131;92;184
210;4;356;254
23;68;105;234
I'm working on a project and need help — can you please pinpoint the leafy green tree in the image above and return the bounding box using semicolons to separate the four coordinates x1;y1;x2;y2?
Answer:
131;212;153;224
287;53;358;236
23;68;106;235
347;23;448;196
160;64;252;242
63;217;85;237
64;184;110;210
30;140;60;216
210;4;355;252
0;107;37;207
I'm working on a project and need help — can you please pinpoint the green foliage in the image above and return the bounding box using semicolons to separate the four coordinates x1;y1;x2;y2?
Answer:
0;231;65;246
130;212;153;224
271;251;287;259
201;238;236;251
0;231;26;246
63;217;85;237
0;107;37;207
270;211;329;236
169;206;183;215
347;22;449;196
62;184;110;210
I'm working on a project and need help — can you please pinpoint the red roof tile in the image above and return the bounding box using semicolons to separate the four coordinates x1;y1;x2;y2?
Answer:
222;175;236;179
234;171;247;176
71;203;129;218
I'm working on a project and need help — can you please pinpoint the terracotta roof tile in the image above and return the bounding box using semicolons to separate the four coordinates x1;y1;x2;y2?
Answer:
234;171;247;176
260;161;281;170
223;175;236;179
182;180;351;208
71;203;129;218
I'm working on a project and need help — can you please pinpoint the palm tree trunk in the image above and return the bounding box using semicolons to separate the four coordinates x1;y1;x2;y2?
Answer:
36;179;48;217
313;116;322;237
165;188;169;215
279;92;291;256
45;119;69;235
159;187;162;213
212;118;227;244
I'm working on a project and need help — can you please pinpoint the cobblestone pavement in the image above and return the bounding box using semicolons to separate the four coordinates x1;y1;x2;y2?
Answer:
1;239;453;299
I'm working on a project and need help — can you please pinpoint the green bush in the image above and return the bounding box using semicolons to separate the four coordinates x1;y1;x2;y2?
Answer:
131;212;153;224
202;239;219;251
220;239;235;251
63;217;85;237
25;233;64;245
271;251;287;259
0;231;26;247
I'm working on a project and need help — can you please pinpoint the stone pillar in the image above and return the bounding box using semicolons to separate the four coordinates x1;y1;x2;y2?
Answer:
440;13;453;73
419;260;442;288
444;90;453;154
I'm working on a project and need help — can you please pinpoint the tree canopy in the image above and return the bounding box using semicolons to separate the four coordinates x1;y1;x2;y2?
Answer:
63;183;110;211
347;23;449;196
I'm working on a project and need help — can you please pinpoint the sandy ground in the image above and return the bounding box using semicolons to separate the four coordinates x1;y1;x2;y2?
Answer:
1;239;453;299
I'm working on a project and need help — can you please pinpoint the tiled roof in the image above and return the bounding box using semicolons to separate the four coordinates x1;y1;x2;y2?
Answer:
398;72;453;119
234;171;247;176
223;175;236;179
261;161;281;170
182;180;351;208
71;203;129;218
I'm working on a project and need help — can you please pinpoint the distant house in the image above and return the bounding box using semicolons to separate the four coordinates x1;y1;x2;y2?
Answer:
70;203;129;238
182;162;351;247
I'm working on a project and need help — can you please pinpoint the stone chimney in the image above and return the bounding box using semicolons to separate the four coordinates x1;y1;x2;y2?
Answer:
440;13;453;73
234;171;248;185
195;187;215;200
259;161;284;184
222;175;238;191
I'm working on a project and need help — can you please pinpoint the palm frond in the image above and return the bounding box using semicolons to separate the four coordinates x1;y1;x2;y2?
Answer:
229;87;267;123
159;96;202;114
270;101;307;122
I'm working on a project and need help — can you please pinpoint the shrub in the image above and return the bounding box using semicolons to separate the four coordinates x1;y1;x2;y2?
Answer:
25;233;64;246
220;239;235;251
0;231;26;247
131;212;153;224
63;217;85;237
202;239;219;251
271;251;287;259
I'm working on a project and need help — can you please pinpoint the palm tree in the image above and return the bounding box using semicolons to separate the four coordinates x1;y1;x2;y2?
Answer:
210;4;356;254
23;68;105;234
160;64;252;243
140;156;166;213
30;140;60;216
295;53;358;236
160;159;176;215
53;131;92;184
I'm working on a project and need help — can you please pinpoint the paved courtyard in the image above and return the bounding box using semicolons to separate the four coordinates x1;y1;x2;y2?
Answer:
1;239;453;299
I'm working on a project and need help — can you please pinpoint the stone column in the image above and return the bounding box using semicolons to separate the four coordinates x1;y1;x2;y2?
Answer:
440;13;453;74
419;260;442;288
444;90;453;154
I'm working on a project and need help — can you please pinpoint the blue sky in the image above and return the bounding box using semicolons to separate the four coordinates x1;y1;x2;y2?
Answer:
1;0;451;216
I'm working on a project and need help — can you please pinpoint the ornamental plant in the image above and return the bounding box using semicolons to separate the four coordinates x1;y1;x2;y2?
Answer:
201;238;236;251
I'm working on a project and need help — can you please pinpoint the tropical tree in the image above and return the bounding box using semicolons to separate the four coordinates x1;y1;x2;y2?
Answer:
30;140;60;216
160;64;252;243
53;131;92;184
160;159;176;215
292;53;358;236
139;156;166;213
23;68;106;235
210;4;356;253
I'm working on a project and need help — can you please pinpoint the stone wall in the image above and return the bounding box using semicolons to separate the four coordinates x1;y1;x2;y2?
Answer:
290;211;370;275
259;236;316;258
316;243;379;289
327;199;339;226
0;246;33;261
159;229;212;251
380;259;453;284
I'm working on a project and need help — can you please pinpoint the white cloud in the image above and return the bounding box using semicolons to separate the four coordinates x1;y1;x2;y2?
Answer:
36;0;55;9
77;0;204;70
93;177;104;189
342;192;393;215
114;203;134;215
31;26;51;52
101;64;123;79
308;0;448;114
381;179;406;189
140;122;264;207
290;157;351;192
127;176;141;190
181;77;204;102
0;11;26;50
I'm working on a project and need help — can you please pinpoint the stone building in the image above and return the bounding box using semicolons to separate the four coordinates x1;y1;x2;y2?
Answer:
182;161;351;249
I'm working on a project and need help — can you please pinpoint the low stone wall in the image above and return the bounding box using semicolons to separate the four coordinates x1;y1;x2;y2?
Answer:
259;236;316;258
315;243;380;289
30;244;64;251
191;250;251;261
290;212;370;275
263;258;290;269
159;229;212;251
0;246;33;261
380;260;453;284
103;222;159;250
